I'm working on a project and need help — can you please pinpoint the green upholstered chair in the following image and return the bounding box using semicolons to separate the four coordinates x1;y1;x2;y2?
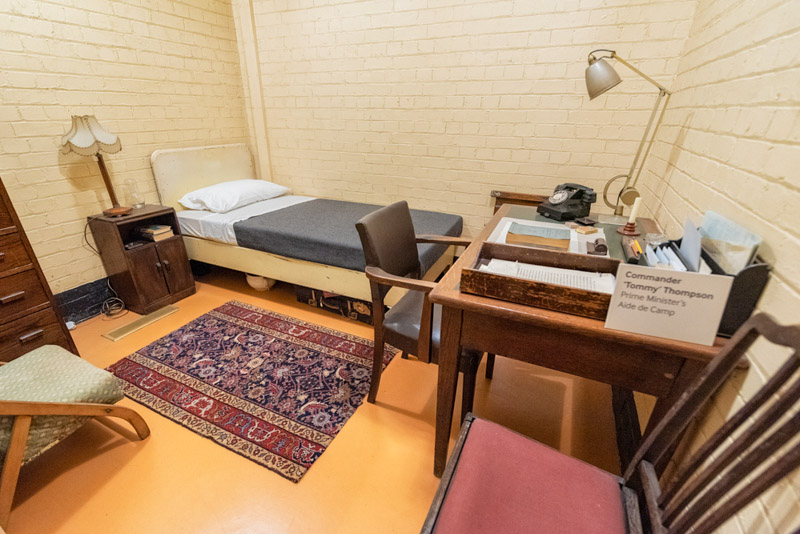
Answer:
0;345;150;530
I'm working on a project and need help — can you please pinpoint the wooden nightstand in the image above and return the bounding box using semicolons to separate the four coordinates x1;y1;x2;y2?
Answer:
88;205;196;315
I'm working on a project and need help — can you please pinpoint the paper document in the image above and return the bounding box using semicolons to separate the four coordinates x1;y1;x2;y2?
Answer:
663;246;688;272
700;211;761;273
680;219;702;272
479;259;616;294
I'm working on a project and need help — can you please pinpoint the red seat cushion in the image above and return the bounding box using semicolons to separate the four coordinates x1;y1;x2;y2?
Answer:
434;418;627;534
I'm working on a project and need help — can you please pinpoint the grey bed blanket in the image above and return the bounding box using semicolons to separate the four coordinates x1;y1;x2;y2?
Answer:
233;199;463;273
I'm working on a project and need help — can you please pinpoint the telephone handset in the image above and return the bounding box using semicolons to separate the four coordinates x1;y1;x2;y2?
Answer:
537;183;597;221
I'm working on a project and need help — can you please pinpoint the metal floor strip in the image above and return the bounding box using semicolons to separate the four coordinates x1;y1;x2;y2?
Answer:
102;305;180;342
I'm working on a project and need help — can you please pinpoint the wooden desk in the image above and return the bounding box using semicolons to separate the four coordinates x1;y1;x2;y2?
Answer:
429;205;727;477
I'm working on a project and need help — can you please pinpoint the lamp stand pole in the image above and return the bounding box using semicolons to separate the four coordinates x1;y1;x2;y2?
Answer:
96;154;132;218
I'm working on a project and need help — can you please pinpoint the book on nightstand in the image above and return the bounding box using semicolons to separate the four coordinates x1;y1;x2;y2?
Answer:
138;224;172;235
137;224;174;241
143;230;174;242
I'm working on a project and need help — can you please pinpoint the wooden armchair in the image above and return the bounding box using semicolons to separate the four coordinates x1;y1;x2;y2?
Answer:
356;201;492;414
422;313;800;534
0;345;150;530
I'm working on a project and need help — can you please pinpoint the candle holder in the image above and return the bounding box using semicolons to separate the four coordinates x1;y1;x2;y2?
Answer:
617;221;640;236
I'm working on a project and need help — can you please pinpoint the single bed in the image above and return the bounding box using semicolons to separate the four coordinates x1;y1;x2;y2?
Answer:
150;144;461;304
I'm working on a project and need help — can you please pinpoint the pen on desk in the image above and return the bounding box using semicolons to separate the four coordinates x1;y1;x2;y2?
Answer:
634;240;643;254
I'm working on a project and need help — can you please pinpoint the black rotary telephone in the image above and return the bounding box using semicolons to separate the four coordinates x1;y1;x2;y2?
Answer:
536;183;597;221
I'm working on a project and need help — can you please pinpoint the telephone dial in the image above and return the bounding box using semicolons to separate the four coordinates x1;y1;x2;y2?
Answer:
536;183;597;221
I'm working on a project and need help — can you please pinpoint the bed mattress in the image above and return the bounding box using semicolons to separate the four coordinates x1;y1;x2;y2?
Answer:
178;197;463;273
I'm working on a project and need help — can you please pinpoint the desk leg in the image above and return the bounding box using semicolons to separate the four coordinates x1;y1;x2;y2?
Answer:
434;306;463;477
612;386;642;474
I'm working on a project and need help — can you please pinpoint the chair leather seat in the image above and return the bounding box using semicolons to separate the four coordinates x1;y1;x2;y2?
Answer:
383;289;442;359
433;418;627;534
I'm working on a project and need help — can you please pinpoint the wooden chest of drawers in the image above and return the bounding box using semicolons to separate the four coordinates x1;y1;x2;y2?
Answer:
0;178;77;362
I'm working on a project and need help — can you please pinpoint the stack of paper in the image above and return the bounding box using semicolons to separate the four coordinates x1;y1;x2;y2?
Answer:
478;258;616;294
699;211;762;274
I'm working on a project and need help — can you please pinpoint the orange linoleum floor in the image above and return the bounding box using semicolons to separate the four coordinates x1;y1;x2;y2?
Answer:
7;268;620;534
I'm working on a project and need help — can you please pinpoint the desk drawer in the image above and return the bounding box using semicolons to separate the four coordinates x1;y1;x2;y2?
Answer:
0;232;31;274
0;307;69;363
0;268;48;324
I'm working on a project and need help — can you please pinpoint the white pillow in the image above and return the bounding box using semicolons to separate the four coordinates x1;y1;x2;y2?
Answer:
179;179;290;213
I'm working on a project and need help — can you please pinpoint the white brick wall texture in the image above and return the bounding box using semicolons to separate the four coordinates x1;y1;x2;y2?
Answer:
0;0;250;293
242;0;698;236
637;0;800;531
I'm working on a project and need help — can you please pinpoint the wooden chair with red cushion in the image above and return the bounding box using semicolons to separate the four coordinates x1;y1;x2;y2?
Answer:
422;313;800;534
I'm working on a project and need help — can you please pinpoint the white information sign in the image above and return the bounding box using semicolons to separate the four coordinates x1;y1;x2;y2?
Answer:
605;264;733;346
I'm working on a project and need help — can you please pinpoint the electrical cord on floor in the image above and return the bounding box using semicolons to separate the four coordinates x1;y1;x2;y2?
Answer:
102;279;127;318
84;217;128;318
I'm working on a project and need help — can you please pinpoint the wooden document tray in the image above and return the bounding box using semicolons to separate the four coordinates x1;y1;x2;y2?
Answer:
461;242;622;320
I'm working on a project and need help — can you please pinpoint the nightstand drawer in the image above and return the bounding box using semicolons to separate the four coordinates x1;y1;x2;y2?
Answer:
0;307;69;363
0;268;49;324
0;232;32;274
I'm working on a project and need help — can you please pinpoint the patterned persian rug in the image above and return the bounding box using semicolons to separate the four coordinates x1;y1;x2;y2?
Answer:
108;300;396;482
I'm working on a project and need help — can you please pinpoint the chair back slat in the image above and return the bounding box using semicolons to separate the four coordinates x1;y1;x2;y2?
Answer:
668;411;800;534
661;361;800;522
638;461;668;534
687;441;800;534
624;314;800;533
623;320;763;481
659;354;800;507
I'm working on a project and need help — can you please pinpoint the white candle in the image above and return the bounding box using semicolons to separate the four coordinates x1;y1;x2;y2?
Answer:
627;197;642;224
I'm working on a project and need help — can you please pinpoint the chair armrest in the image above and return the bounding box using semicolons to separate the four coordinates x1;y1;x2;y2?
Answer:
416;234;473;247
0;400;129;417
365;266;437;293
0;400;150;439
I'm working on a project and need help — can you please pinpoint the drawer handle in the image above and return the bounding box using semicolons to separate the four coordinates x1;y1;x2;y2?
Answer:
163;259;171;272
19;329;44;343
0;251;5;262
0;291;24;304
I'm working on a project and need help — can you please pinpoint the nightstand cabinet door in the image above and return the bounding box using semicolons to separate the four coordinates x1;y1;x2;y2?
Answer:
155;238;194;294
127;246;170;306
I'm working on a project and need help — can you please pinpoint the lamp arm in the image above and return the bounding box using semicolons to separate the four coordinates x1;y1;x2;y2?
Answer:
610;53;670;94
630;91;671;190
626;88;667;190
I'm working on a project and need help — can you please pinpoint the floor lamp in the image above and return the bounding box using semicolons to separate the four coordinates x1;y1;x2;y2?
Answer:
584;49;671;216
61;115;131;217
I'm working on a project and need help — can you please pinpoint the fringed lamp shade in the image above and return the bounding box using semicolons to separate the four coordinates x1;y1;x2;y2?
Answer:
61;115;121;156
61;115;130;217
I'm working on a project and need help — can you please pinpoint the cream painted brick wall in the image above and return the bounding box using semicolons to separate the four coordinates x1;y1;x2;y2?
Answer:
241;0;698;235
637;0;800;531
0;0;250;293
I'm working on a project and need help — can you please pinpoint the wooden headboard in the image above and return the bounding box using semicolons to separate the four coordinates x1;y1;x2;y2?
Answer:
150;143;256;211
